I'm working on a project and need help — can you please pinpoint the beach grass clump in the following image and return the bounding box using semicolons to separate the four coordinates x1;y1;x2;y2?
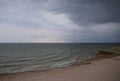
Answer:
111;47;120;54
95;51;113;58
95;47;120;59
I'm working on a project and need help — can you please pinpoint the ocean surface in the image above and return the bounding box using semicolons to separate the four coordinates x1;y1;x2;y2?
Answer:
0;43;120;74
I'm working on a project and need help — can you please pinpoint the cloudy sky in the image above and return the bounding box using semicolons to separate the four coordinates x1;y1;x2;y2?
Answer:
0;0;120;43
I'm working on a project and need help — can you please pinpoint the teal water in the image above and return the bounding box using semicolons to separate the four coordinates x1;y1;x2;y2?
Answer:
0;43;119;74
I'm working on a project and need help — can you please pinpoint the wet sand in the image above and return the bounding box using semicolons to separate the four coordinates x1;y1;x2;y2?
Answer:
0;56;120;81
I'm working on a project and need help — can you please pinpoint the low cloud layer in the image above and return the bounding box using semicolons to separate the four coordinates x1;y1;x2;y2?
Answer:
0;0;120;42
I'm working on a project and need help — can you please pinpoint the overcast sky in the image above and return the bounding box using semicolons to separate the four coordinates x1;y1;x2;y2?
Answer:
0;0;120;43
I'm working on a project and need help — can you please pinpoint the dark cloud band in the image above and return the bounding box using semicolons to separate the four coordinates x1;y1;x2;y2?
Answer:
47;0;120;26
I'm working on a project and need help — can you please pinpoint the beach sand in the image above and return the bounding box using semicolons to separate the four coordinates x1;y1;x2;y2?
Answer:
0;56;120;81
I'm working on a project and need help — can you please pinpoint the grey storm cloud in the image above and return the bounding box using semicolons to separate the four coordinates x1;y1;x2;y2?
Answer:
0;0;120;26
0;0;120;42
45;0;120;26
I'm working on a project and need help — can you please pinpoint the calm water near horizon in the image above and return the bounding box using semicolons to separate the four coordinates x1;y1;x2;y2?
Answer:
0;43;120;74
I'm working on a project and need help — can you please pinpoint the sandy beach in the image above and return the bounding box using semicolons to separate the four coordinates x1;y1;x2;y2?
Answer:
0;56;120;81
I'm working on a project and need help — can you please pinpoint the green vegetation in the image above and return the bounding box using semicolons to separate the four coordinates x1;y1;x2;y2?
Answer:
111;47;120;54
95;47;120;59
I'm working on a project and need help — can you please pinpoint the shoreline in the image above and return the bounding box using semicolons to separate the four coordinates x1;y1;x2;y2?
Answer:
0;48;120;81
0;50;119;75
0;52;110;76
0;56;120;81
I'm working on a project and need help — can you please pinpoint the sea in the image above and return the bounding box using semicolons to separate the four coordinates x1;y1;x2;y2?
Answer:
0;43;120;74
